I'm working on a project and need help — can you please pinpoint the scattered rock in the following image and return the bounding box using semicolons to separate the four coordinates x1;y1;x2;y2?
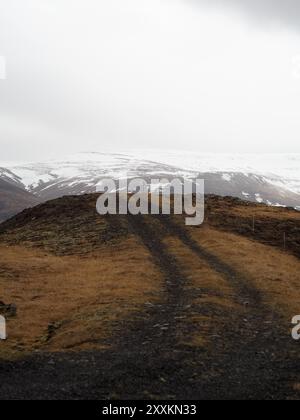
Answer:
0;301;17;317
46;322;62;342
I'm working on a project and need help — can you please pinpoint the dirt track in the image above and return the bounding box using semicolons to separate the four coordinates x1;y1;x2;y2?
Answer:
0;214;299;400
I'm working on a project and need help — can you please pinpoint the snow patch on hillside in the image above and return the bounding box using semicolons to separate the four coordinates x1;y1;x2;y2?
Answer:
1;151;300;207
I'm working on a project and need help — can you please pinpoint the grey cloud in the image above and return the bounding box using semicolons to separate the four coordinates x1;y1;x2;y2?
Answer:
192;0;300;31
0;0;300;161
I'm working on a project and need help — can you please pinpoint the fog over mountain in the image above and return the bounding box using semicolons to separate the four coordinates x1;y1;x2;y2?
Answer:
0;0;300;161
1;1;299;218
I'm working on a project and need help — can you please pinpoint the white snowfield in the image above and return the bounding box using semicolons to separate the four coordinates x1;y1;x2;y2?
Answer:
1;152;197;191
131;151;300;195
1;151;300;208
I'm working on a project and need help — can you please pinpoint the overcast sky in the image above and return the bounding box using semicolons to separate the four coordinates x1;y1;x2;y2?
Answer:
0;0;300;161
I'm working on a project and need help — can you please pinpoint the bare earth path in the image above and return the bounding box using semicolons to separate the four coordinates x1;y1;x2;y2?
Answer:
0;215;299;400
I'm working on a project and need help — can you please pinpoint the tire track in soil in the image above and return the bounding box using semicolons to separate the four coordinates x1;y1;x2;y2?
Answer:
0;215;299;400
103;214;192;399
0;214;195;400
97;214;298;399
155;215;299;400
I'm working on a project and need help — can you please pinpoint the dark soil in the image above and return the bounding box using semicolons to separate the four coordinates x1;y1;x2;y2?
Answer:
0;195;129;255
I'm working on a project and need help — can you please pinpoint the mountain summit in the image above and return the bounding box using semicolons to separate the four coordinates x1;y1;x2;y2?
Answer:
1;152;300;222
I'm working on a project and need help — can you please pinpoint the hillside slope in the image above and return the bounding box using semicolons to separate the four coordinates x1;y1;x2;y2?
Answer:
0;194;300;399
0;177;39;223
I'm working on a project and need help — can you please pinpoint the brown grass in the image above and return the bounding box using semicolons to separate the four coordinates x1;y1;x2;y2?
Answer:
206;195;300;222
0;237;162;360
226;204;300;222
190;226;300;322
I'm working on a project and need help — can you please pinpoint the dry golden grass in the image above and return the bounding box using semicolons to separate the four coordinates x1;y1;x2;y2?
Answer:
162;235;243;348
228;205;300;221
0;237;162;359
191;226;300;322
206;196;300;222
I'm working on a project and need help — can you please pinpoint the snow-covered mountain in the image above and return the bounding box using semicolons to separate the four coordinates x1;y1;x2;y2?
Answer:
133;151;300;195
1;152;300;216
0;153;197;200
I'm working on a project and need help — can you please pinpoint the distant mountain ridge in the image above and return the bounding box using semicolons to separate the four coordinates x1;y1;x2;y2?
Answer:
0;152;300;222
